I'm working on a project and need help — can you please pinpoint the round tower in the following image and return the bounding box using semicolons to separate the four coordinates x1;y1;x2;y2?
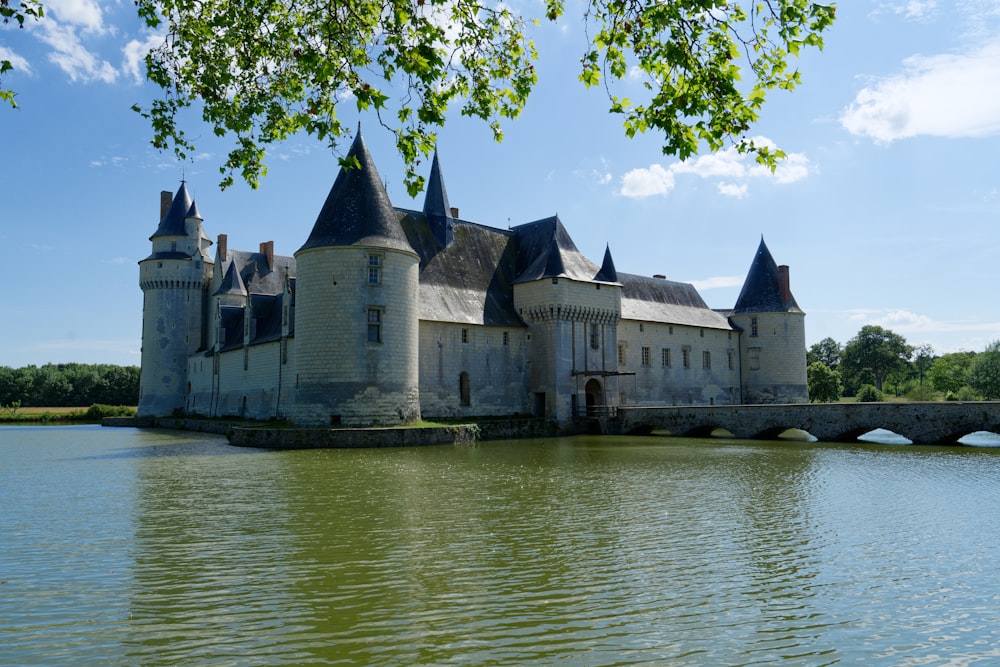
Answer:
290;132;421;426
138;183;213;416
730;238;807;404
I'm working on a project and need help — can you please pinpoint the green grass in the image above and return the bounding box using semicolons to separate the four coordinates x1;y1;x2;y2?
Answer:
0;405;137;424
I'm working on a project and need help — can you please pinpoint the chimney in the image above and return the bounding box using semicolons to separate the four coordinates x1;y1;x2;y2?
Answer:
653;274;666;279
218;234;228;262
260;240;274;271
160;191;173;219
778;265;791;304
450;207;459;219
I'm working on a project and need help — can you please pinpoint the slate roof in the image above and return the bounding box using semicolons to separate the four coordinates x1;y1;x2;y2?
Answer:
298;132;416;255
151;182;193;239
619;273;734;329
215;261;247;297
216;250;296;297
400;211;523;326
732;238;801;314
511;216;605;283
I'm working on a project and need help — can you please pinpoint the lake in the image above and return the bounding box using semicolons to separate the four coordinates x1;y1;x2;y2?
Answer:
3;425;1000;665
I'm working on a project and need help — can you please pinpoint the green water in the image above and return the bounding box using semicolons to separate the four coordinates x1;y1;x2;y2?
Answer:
3;425;1000;665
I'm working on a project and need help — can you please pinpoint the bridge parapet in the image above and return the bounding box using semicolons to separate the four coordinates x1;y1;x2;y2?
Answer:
618;402;1000;445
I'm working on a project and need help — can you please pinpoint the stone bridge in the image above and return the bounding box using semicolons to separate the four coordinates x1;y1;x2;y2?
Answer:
614;402;1000;445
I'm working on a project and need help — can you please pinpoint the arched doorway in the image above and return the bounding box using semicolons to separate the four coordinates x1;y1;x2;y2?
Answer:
585;379;603;416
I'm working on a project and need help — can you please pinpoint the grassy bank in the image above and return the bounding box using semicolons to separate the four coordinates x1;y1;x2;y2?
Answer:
0;405;137;425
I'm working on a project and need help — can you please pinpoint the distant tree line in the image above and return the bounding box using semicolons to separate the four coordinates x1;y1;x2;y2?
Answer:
806;326;1000;403
0;364;140;408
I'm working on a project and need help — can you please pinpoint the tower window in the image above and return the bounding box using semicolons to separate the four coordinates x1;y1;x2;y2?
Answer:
682;347;691;369
641;346;651;366
503;331;509;346
459;372;471;406
749;347;761;371
618;343;627;366
750;317;758;337
703;351;711;369
461;328;469;343
368;253;382;284
367;307;382;343
590;324;599;349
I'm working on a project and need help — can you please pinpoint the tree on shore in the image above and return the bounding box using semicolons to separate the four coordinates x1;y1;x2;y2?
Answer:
808;337;842;369
133;0;836;192
807;361;841;403
968;341;1000;400
0;364;139;407
841;325;912;393
928;351;975;395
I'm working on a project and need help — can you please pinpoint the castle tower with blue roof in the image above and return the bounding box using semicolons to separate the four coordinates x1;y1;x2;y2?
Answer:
138;182;213;416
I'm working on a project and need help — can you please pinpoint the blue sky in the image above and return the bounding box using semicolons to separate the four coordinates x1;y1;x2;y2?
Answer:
2;1;999;368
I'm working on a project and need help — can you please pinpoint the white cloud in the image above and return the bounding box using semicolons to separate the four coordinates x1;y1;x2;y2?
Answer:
620;163;675;197
619;138;810;199
45;0;105;33
0;47;33;76
841;41;1000;142
717;182;747;198
123;34;163;83
848;308;1000;336
689;275;745;291
38;21;117;83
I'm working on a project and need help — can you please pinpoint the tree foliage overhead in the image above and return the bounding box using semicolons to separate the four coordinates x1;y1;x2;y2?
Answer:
133;0;835;193
0;0;44;108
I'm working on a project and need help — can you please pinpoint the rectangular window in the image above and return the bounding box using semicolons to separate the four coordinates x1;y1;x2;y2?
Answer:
502;331;509;346
368;253;382;285
461;328;469;343
617;343;626;366
728;349;735;370
703;350;711;369
367;307;382;343
750;317;758;337
639;323;645;333
682;347;691;369
662;348;671;367
749;347;761;371
641;346;651;366
590;323;599;349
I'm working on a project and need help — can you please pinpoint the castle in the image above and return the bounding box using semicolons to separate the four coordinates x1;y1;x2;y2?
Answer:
138;132;807;427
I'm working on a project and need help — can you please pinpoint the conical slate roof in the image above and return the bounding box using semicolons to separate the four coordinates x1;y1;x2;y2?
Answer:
594;244;619;283
214;260;247;297
298;132;415;254
151;182;193;239
512;216;601;283
732;238;800;313
422;151;451;220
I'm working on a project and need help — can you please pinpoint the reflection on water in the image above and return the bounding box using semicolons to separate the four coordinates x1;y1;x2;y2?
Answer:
3;425;1000;665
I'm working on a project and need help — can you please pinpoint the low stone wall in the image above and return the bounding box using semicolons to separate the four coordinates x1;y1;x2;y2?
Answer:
230;425;478;449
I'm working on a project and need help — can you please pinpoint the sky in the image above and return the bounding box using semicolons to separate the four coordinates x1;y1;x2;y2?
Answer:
1;0;999;368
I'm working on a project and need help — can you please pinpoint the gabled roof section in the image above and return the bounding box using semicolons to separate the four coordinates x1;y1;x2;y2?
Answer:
594;244;619;283
619;273;733;329
298;131;415;254
216;249;296;297
214;260;247;297
732;238;801;314
151;182;193;239
422;151;451;220
512;216;601;283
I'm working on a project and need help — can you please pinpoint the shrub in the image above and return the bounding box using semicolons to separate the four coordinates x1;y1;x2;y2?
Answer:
905;385;937;401
85;404;137;419
856;384;883;402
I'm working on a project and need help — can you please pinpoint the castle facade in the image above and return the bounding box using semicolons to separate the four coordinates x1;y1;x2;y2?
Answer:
138;133;807;426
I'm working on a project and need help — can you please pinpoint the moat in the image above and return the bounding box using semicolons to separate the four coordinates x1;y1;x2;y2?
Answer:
4;424;1000;665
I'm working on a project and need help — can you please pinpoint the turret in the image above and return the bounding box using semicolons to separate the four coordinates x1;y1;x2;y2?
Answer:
291;131;421;425
422;150;454;247
730;238;807;404
138;182;214;416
